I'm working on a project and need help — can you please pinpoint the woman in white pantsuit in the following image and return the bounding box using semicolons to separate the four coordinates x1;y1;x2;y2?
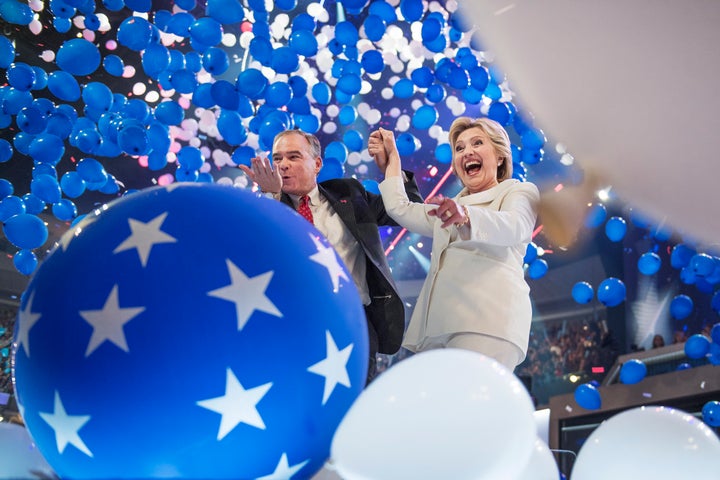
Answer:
368;117;539;371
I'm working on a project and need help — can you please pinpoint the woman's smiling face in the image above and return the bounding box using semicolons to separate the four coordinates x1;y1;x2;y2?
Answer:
452;126;502;194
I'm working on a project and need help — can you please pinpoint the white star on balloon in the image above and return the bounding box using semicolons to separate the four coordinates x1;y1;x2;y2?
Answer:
307;330;354;405
197;368;273;441
39;391;93;457
15;291;41;358
79;284;146;357
112;212;177;267
208;259;282;331
256;453;310;480
308;234;349;292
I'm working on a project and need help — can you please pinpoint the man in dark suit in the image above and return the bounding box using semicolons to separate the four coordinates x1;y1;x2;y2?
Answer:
239;129;422;383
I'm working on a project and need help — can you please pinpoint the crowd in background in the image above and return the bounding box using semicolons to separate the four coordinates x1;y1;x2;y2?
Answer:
515;314;619;393
0;306;16;394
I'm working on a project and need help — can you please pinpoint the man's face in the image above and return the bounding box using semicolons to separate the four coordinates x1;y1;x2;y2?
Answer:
272;133;322;196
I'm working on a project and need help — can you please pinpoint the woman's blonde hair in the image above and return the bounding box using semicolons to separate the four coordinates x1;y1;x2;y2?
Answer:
448;117;513;182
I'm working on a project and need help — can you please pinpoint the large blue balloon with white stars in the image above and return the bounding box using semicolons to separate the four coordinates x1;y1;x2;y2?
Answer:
12;183;368;479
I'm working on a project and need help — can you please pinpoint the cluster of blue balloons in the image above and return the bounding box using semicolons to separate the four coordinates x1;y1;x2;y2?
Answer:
570;277;626;307
0;0;553;276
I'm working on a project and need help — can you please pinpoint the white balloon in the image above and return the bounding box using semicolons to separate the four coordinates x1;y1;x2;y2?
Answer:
0;422;55;478
514;438;559;480
533;408;550;445
331;349;537;480
460;1;720;244
571;406;720;480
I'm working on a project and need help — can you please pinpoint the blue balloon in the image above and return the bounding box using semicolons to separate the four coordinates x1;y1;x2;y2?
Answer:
211;80;241;110
343;130;363;152
597;277;626;307
337;105;357;126
711;323;720;344
3;213;48;249
99;174;119;194
574;383;601;410
434;143;451;164
6;62;36;91
14;184;366;478
154;101;184;126
392;78;414;99
363;15;386;42
16;105;47;134
571;281;594;304
0;195;26;222
584;203;607;229
521;128;546;150
523;242;538;264
30;174;61;204
527;258;548;279
670;243;696;269
147;151;168;171
201;46;229;75
288;29;318;57
421;16;442;42
0;35;15;68
311;82;331;105
637;252;661;275
175;166;200;182
412;105;438;130
52;198;77;221
684;334;710;359
82;82;113;111
336;73;361;96
13;249;38;275
237;68;268;99
396;132;418;156
59;171;86;198
117;16;154;51
53;16;72;32
689;253;716;277
0;139;12;162
270;46;299;74
294;113;319;133
76;157;107;183
56;38;101;76
124;0;151;12
0;177;15;200
264;82;292;108
702;401;720;427
619;359;647;384
177;146;204;171
231;146;255;167
30;66;48;90
216;111;247;146
325;141;348;164
118;124;149;155
47;71;80;101
0;0;33;25
360;50;384;75
317;157;344;182
206;0;245;25
29;134;65;165
399;0;423;21
670;294;693;320
605;216;627;242
488;102;514;126
2;86;33;114
334;21;358;46
189;17;223;47
192;83;216;108
425;83;446;103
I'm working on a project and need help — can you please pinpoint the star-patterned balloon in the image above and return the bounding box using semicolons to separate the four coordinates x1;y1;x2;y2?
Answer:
12;183;368;479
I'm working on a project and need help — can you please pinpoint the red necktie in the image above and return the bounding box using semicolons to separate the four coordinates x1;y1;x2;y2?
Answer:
298;195;314;224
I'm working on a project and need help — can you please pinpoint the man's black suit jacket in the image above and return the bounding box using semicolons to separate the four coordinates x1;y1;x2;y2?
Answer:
280;172;422;354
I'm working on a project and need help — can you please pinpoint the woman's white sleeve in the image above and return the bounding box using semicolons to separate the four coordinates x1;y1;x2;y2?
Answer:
378;176;435;237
